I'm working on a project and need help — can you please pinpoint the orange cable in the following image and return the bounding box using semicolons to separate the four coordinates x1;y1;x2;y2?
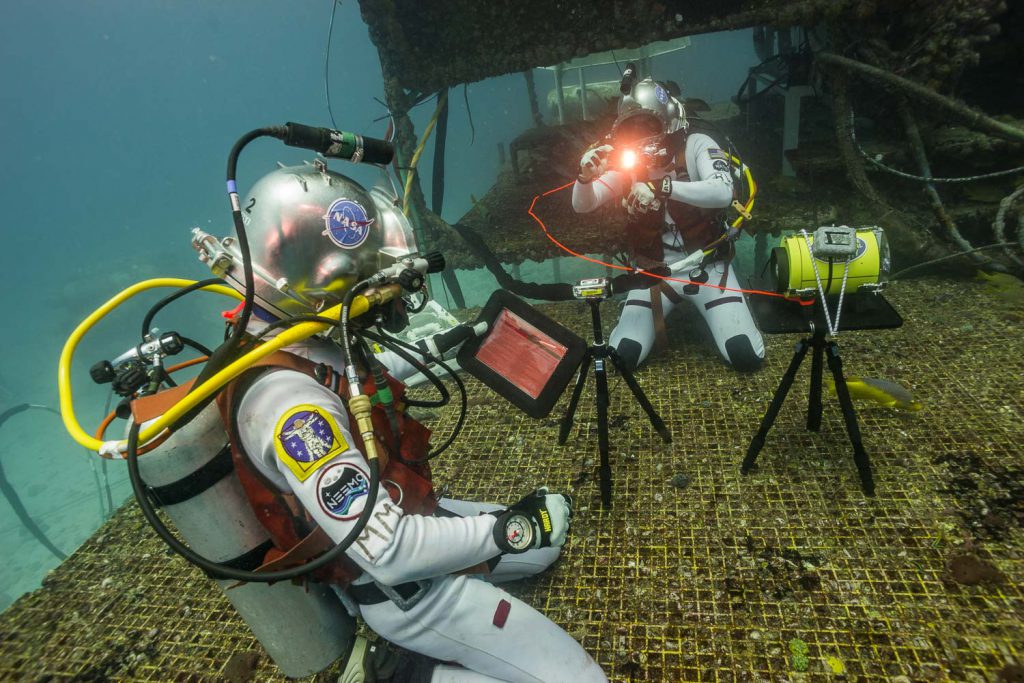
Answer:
93;355;209;456
528;182;812;305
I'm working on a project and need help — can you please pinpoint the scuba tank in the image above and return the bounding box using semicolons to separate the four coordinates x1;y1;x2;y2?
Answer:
135;402;354;677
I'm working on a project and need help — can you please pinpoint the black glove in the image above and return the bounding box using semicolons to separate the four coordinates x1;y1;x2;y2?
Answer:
491;487;572;554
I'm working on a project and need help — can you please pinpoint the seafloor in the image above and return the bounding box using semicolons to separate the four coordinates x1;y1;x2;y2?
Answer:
1;277;1021;682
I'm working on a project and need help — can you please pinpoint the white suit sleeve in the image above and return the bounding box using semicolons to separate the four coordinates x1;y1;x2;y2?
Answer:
669;133;734;209
572;171;631;212
237;370;502;585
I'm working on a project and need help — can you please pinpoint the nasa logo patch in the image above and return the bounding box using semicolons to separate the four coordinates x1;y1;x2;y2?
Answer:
274;405;348;481
317;463;371;520
322;198;374;249
853;237;868;261
713;159;729;171
654;84;669;104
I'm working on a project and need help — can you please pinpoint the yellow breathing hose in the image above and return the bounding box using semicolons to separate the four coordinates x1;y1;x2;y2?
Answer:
402;90;449;216
59;278;399;455
729;155;757;230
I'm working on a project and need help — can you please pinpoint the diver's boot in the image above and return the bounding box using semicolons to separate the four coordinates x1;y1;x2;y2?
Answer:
337;636;400;683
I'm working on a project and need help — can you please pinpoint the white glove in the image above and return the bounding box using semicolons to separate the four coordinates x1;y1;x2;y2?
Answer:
623;180;661;216
577;144;613;183
668;248;706;275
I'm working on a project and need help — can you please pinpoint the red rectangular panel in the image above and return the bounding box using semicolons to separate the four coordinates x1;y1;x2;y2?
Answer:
473;309;568;399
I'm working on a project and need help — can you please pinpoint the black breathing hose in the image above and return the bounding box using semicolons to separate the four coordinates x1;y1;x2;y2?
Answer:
126;123;396;580
339;280;371;382
141;278;225;340
360;329;450;408
190;127;287;391
126;420;380;583
180;336;213;358
360;329;468;461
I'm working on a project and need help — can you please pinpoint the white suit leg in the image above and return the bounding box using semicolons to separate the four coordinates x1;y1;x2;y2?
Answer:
360;575;608;683
681;260;765;370
608;285;680;371
436;498;560;582
610;256;764;371
430;666;509;682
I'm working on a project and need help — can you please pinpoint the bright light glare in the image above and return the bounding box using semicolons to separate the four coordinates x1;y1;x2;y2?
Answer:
620;149;637;170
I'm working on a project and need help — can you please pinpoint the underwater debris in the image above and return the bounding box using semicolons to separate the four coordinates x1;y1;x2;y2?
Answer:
670;473;690;490
222;650;262;683
934;450;1023;540
997;663;1024;683
945;552;1006;586
826;655;846;674
976;270;1024;306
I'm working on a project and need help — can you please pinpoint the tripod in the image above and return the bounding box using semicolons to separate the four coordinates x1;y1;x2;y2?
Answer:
740;323;876;495
559;298;672;507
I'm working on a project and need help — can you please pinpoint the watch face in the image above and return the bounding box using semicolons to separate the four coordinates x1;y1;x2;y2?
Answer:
505;514;535;552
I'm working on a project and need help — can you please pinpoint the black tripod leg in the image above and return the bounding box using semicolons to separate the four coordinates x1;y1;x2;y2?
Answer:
741;339;810;475
807;337;824;432
594;356;612;507
825;342;875;496
609;350;671;443
559;352;591;445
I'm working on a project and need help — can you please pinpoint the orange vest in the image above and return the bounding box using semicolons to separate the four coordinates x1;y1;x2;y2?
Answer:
216;350;437;586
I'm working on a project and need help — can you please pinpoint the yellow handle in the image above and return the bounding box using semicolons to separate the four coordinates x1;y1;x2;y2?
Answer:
59;279;241;452
729;155;757;230
59;278;400;455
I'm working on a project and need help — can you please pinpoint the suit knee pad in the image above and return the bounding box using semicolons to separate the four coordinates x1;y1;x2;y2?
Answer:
725;335;763;372
615;339;643;372
387;652;437;683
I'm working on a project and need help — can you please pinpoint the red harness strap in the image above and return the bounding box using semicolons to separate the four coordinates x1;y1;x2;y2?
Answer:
217;350;438;585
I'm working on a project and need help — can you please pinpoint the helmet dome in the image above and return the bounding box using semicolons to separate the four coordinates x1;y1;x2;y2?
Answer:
198;163;415;318
613;78;687;143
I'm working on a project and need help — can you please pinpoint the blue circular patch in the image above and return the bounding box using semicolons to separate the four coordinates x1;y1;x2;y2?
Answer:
654;85;669;104
323;198;374;249
316;462;370;520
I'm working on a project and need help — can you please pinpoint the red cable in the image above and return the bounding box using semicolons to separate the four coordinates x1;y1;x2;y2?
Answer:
527;182;812;305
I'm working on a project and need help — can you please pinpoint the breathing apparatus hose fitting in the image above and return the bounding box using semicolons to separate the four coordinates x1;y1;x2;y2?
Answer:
348;394;380;462
281;122;395;166
359;328;467;462
620;62;638;95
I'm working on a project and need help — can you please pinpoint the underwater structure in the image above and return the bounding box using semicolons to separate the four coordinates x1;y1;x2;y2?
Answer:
1;0;1022;681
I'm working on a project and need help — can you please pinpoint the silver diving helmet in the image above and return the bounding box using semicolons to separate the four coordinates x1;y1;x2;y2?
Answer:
612;78;687;143
192;161;416;319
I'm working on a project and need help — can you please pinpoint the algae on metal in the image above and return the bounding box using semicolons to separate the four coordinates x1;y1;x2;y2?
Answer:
1;277;1021;681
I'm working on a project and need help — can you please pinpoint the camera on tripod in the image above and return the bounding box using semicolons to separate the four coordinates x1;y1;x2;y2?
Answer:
453;284;670;506
572;277;612;301
770;225;890;299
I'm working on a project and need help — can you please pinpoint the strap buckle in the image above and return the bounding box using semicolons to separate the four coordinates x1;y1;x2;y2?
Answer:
376;578;433;611
731;199;752;220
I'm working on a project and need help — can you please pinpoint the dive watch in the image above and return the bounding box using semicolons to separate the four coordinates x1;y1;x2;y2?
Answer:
493;510;535;554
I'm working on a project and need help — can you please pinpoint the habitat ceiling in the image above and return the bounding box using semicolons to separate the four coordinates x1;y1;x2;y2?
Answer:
357;0;868;94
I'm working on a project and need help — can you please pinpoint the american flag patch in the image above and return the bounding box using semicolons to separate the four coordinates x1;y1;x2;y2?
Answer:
707;148;728;161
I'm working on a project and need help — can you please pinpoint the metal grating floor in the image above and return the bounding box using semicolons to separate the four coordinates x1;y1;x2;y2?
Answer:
1;277;1021;681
